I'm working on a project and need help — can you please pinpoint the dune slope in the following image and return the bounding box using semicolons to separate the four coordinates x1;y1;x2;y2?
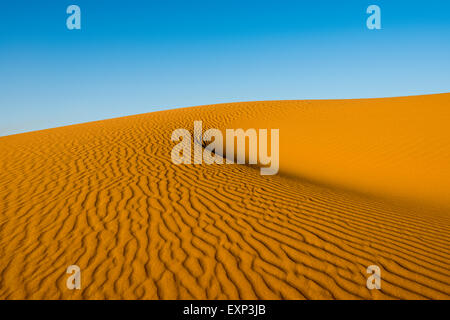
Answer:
0;94;449;299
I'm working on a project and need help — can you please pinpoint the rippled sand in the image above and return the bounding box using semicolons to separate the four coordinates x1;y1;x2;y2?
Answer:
0;94;449;299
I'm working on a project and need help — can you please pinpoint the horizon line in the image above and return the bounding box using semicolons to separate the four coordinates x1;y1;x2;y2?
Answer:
1;91;449;138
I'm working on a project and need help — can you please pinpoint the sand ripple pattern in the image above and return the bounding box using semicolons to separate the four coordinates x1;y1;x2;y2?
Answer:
0;98;449;299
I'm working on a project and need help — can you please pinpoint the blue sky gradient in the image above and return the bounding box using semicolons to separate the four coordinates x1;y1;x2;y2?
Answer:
1;0;449;136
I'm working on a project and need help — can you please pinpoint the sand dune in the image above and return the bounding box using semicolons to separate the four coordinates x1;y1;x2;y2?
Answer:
0;94;449;299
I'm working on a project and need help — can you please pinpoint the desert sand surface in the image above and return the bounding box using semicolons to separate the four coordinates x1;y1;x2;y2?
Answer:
0;93;449;299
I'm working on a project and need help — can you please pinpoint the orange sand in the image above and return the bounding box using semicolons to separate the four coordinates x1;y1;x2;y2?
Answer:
0;94;449;299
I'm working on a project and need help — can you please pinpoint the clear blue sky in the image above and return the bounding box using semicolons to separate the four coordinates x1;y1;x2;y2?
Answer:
1;0;449;136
